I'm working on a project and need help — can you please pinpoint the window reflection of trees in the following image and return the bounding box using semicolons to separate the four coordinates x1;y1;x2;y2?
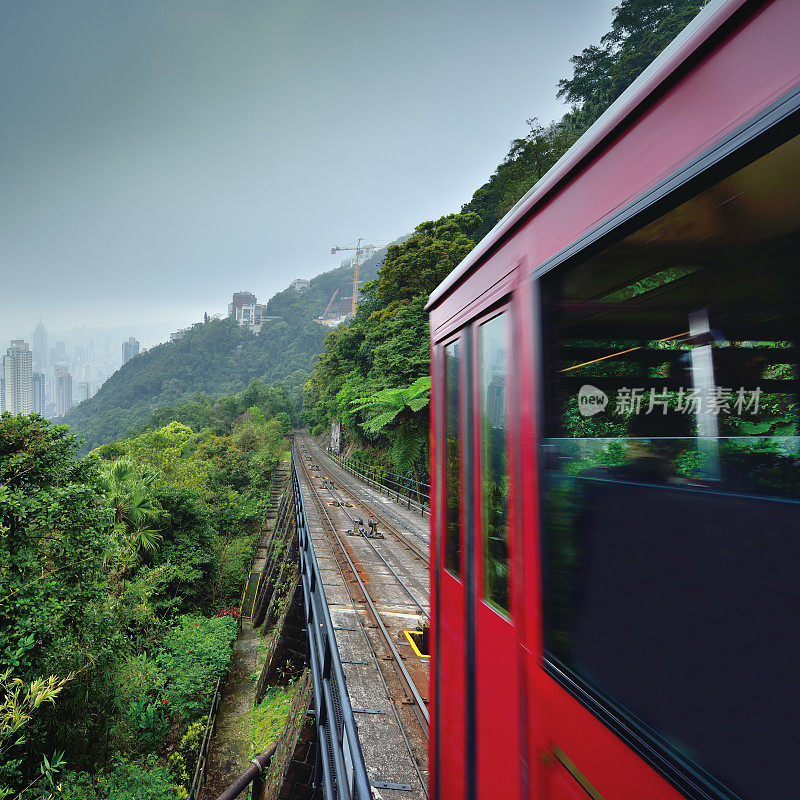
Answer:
538;133;800;800
444;342;461;577
480;315;510;614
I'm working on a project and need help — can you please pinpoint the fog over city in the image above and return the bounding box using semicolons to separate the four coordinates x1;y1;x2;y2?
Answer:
1;0;614;346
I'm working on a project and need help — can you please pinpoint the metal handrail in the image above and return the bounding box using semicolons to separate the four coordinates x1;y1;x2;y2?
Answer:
188;675;223;800
293;452;372;800
214;743;277;800
327;451;430;515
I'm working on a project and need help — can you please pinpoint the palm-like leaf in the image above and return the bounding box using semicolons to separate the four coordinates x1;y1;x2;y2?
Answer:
361;409;402;433
100;459;166;564
351;376;431;432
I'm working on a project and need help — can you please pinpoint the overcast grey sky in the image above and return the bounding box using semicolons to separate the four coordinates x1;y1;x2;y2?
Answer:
0;0;614;344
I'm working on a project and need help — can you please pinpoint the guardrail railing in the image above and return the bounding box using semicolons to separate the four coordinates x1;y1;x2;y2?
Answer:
293;452;372;800
326;451;429;516
187;675;222;800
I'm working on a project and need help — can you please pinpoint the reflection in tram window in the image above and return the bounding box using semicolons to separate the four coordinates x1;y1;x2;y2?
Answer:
478;314;510;614
540;132;800;800
444;340;462;577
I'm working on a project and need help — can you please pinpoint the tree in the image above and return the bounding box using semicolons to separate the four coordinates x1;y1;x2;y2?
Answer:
0;414;114;776
374;213;481;306
99;460;166;568
1;670;71;799
558;0;707;110
350;377;431;478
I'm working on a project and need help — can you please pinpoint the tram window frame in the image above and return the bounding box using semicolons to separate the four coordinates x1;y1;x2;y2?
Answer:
534;91;800;800
475;308;512;617
443;335;466;579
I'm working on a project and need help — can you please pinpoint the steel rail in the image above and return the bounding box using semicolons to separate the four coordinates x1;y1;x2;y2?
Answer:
187;675;222;800
296;447;429;795
296;446;430;731
319;479;430;622
301;435;430;562
311;438;431;545
328;451;429;515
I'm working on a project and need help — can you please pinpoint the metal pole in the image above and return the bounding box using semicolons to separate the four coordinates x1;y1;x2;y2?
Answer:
213;744;276;800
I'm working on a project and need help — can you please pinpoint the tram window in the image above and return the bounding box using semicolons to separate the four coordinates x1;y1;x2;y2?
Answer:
444;340;461;577
539;132;800;800
478;314;509;614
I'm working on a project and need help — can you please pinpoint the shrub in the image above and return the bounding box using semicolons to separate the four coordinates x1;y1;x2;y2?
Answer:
213;606;241;620
168;720;205;794
157;615;238;723
53;758;178;800
212;535;255;606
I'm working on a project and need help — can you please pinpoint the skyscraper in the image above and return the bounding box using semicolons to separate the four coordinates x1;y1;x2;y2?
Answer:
122;337;140;364
32;372;46;415
32;321;47;373
77;381;96;402
4;340;34;414
55;367;73;417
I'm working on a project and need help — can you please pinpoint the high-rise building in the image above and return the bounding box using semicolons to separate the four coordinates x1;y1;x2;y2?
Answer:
228;291;257;317
32;372;46;415
227;291;271;330
122;337;140;364
32;321;47;373
0;377;5;413
234;302;269;328
4;340;34;414
55;368;73;417
77;381;96;402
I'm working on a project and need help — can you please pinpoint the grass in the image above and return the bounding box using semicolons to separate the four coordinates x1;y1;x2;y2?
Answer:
250;682;298;752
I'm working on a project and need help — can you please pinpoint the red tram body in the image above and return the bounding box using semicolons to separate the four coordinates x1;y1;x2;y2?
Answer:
426;1;800;799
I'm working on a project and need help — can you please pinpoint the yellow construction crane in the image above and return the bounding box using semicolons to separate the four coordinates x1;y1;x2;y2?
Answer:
330;238;374;316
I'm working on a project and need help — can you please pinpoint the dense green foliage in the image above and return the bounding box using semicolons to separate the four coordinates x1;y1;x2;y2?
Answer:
303;213;480;477
0;408;286;799
61;316;312;452
304;0;707;476
463;0;706;241
143;379;295;440
61;249;391;451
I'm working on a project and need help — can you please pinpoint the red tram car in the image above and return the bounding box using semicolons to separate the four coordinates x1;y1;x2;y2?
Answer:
426;1;800;798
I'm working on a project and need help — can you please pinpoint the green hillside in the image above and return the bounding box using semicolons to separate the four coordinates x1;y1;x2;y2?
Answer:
62;251;388;450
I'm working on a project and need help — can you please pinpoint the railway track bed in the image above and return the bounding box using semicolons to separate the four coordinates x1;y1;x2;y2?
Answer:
294;438;430;799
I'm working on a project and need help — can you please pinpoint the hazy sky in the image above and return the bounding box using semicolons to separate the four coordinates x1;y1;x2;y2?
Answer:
0;0;615;345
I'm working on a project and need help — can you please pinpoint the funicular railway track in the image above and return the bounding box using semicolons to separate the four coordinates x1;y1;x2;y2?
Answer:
299;433;430;566
294;438;430;797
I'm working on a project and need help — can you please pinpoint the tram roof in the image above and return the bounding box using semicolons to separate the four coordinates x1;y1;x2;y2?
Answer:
426;0;748;311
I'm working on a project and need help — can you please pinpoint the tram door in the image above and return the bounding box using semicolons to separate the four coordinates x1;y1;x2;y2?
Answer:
471;307;522;800
437;333;469;800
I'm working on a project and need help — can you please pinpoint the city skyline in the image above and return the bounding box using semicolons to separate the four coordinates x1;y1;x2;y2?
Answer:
0;321;153;418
